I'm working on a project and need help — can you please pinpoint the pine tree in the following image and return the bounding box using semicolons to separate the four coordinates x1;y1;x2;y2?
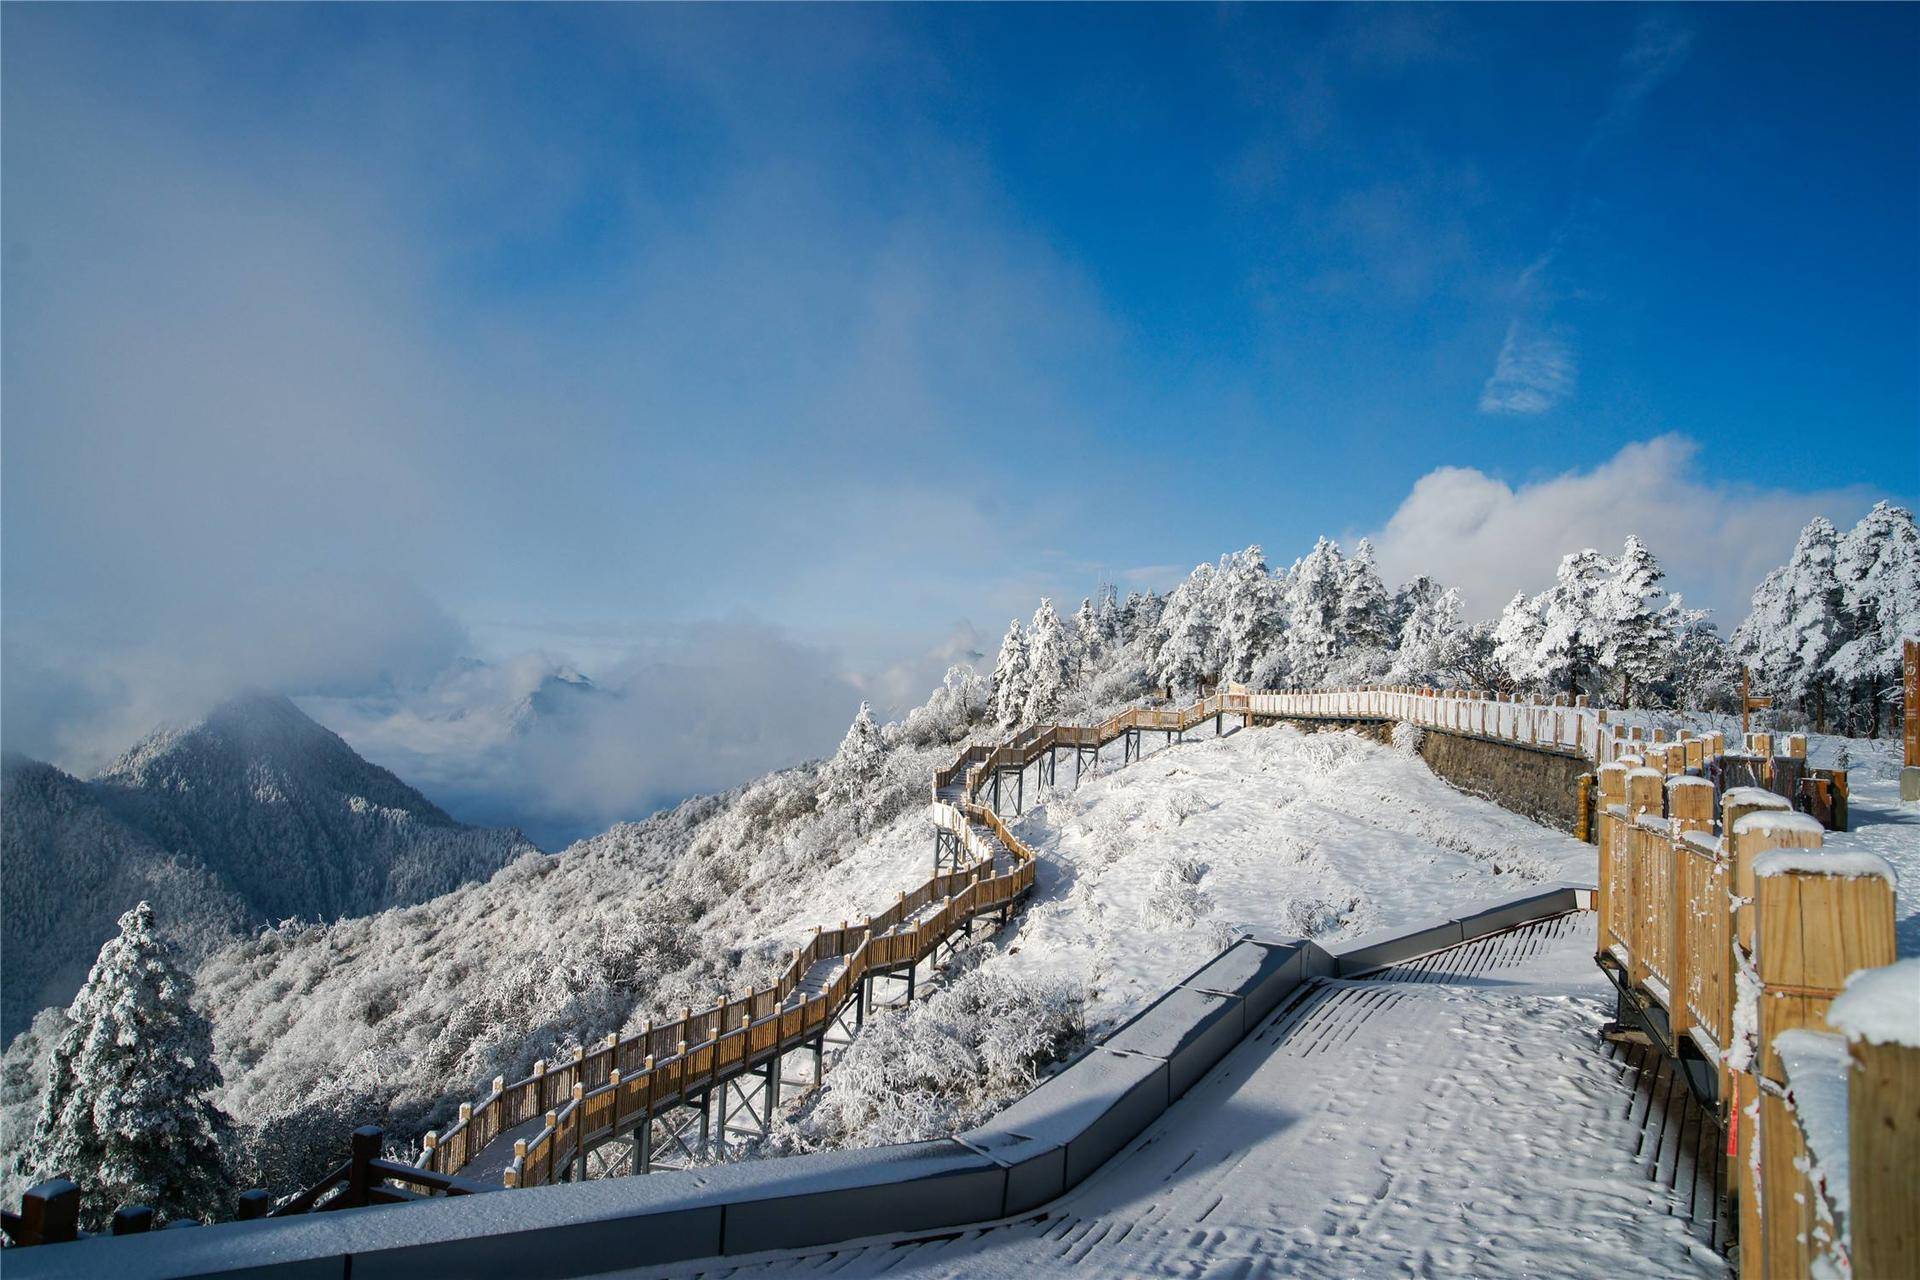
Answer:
1283;538;1345;687
1492;590;1547;691
1024;599;1074;724
1664;607;1741;713
1071;597;1100;680
1534;549;1614;697
1336;539;1395;655
1829;501;1920;735
1597;536;1670;707
1153;565;1219;694
1094;584;1123;650
1390;576;1442;640
989;620;1031;731
1735;518;1847;728
819;702;886;820
31;903;230;1229
1389;586;1468;685
1213;546;1283;684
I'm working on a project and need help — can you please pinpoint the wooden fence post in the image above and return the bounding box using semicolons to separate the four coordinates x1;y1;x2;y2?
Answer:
1828;960;1919;1279
1665;776;1714;1043
347;1126;383;1208
1624;768;1663;987
1744;829;1895;1280
2;1178;80;1246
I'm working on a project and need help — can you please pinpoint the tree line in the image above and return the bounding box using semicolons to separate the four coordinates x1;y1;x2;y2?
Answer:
987;501;1919;736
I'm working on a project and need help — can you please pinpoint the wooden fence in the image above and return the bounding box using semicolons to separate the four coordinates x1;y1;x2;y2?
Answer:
422;794;1038;1188
1594;750;1906;1278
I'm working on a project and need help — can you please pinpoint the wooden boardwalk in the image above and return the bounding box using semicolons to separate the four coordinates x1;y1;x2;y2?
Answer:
421;686;1704;1193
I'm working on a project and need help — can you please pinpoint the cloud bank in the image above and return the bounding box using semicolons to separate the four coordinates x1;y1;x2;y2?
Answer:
1367;435;1880;622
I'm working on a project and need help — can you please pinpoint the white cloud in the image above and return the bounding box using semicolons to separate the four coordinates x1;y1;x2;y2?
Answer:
1477;320;1577;415
1367;435;1881;622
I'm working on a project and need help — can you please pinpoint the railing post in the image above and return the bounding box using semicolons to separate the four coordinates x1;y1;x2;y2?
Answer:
1828;960;1919;1279
1740;822;1894;1280
347;1126;383;1208
4;1178;81;1246
234;1189;271;1221
1624;767;1662;988
110;1203;155;1235
1595;763;1627;958
1665;776;1713;1044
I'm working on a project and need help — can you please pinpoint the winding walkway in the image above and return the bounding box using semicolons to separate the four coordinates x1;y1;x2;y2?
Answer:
428;687;1617;1190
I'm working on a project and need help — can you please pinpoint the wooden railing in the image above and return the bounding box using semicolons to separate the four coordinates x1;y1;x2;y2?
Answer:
422;791;1039;1187
1593;745;1904;1278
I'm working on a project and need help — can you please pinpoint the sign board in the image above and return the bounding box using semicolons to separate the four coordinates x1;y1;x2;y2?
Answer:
1905;638;1919;768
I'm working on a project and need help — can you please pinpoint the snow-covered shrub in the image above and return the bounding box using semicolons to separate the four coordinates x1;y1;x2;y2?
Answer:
1390;720;1425;755
1281;894;1358;938
770;953;1085;1153
1144;854;1213;931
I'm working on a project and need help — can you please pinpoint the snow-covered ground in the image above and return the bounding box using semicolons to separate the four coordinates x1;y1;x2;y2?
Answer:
990;723;1595;1035
642;913;1727;1280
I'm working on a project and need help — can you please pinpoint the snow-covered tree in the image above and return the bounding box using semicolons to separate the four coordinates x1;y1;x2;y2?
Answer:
899;665;987;747
1534;549;1614;697
1283;539;1345;687
1336;538;1395;657
1735;517;1847;728
1024;599;1075;725
1597;536;1671;707
819;702;886;823
1389;585;1469;685
1829;501;1920;734
1664;608;1741;713
1070;597;1100;680
30;903;230;1229
1491;590;1546;690
988;621;1030;731
1093;584;1124;651
1213;546;1283;684
1153;565;1219;694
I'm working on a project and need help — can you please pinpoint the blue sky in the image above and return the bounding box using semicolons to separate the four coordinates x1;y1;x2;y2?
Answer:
4;5;1915;835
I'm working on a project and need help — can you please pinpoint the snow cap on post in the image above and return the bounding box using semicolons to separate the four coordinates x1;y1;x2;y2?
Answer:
1828;959;1920;1048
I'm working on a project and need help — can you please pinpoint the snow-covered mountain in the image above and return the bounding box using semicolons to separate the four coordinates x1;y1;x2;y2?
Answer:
0;692;539;1040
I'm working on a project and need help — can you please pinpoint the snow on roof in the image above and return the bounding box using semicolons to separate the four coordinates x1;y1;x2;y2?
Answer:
1828;959;1920;1049
1734;810;1827;841
1752;849;1896;882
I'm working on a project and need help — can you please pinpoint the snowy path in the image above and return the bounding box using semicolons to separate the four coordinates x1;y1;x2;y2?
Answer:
638;914;1729;1280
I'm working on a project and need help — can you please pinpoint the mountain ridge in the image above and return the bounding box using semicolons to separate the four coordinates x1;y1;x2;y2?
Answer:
1;691;540;1041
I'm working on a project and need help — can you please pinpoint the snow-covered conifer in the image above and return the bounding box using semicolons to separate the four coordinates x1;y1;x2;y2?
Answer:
1336;539;1395;656
1534;549;1614;697
1734;517;1846;727
1024;599;1075;725
1213;546;1283;683
819;702;886;822
1829;501;1920;733
1491;590;1546;690
1153;565;1219;693
31;903;230;1228
1664;607;1740;712
988;621;1031;730
1283;539;1345;686
1597;536;1670;707
1389;586;1468;685
1071;597;1100;679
